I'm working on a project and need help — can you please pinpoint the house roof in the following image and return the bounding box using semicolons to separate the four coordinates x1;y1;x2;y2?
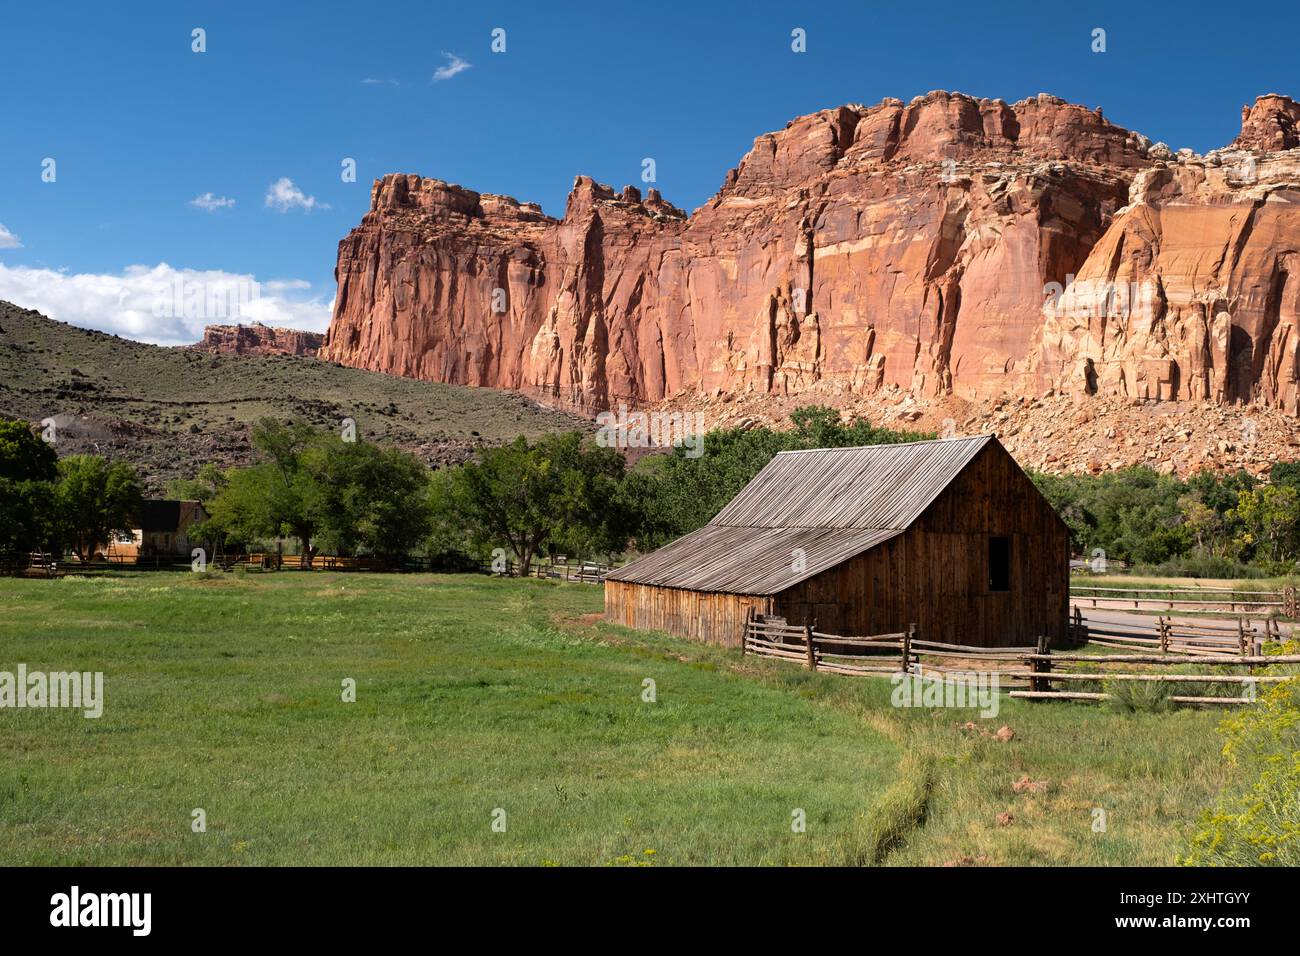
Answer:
606;435;994;595
136;499;203;533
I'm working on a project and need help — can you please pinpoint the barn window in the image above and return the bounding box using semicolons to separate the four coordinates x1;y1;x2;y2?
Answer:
989;536;1011;592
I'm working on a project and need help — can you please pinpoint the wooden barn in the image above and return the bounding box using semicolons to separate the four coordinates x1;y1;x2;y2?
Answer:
605;435;1069;648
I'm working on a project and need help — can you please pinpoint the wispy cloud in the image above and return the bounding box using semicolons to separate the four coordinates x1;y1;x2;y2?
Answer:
0;262;333;345
433;52;471;82
362;77;400;86
0;224;21;249
264;177;328;213
188;192;236;212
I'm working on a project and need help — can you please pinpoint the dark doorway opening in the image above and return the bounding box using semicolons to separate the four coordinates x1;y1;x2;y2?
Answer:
989;536;1011;592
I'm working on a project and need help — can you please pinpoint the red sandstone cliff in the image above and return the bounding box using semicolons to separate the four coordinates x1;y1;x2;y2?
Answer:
192;323;324;357
322;92;1300;416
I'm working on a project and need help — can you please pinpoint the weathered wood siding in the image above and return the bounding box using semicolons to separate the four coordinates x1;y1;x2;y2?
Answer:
772;442;1069;647
604;580;771;647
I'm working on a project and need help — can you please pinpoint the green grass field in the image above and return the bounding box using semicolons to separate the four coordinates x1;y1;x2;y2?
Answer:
0;572;1233;866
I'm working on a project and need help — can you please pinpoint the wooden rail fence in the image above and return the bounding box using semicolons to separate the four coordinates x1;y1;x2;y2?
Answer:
481;559;611;583
1069;584;1296;617
1071;608;1283;658
247;553;388;571
0;552;64;578
739;611;1300;706
1009;650;1300;706
740;610;1037;681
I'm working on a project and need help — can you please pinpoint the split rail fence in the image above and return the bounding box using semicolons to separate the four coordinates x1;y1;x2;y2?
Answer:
1069;606;1284;657
1070;584;1297;618
740;610;1300;707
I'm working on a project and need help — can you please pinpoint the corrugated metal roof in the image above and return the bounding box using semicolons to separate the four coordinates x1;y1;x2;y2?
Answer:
605;524;902;593
711;435;992;530
608;435;993;594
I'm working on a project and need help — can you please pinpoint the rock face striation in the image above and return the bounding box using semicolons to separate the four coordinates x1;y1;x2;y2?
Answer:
192;323;324;358
323;92;1300;416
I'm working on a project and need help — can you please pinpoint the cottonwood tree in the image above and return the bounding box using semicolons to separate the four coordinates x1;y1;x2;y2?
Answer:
205;419;433;565
54;454;143;563
305;438;433;562
0;419;59;555
441;431;629;573
208;420;321;566
1233;485;1300;563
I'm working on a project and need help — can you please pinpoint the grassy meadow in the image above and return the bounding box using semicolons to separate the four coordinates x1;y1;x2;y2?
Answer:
0;571;1233;866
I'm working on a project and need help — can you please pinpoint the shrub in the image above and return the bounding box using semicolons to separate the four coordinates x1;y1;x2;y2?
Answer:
1104;679;1172;713
1182;644;1300;866
1132;553;1269;579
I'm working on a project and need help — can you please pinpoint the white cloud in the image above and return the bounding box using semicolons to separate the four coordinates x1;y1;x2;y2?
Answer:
0;262;333;346
264;177;329;213
189;192;236;212
261;278;312;294
433;52;471;82
362;77;400;86
0;223;21;249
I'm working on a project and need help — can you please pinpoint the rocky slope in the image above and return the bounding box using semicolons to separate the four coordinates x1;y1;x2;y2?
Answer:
653;384;1300;479
323;92;1300;442
191;323;324;357
0;303;588;494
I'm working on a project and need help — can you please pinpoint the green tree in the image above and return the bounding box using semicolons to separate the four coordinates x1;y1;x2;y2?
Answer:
165;462;227;506
207;419;325;566
1030;471;1095;555
54;455;143;563
206;419;434;565
443;431;629;573
354;446;433;562
1269;460;1300;492
0;419;60;555
1178;492;1223;553
1232;485;1300;563
307;439;433;561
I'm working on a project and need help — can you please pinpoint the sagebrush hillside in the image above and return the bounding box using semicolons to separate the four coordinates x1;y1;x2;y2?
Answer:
0;302;590;493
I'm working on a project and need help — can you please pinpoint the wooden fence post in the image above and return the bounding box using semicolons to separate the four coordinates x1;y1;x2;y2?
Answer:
1032;633;1052;694
902;623;916;674
740;607;752;656
804;623;817;671
1239;618;1255;675
1159;616;1169;654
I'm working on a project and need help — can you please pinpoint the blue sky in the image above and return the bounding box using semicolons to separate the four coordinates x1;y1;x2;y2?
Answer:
0;0;1294;343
